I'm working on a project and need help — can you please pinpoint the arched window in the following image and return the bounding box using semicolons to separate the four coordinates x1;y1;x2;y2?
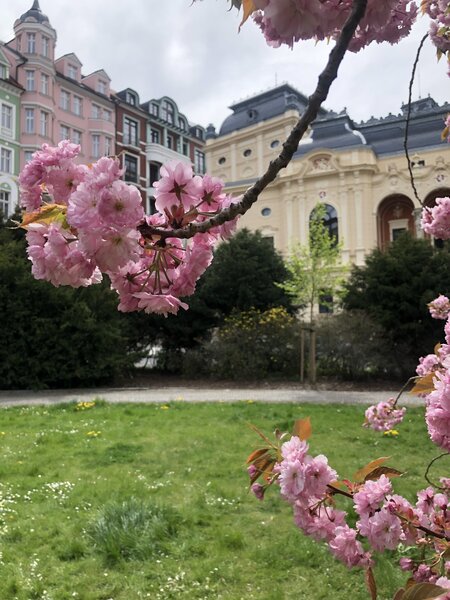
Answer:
377;194;415;250
310;203;338;243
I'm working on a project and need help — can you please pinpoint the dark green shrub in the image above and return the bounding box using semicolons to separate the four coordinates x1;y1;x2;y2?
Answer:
183;307;300;380
315;310;396;380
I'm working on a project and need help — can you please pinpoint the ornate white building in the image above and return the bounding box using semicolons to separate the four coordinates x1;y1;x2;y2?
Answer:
205;84;450;265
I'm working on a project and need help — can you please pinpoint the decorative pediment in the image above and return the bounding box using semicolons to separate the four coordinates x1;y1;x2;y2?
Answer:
302;152;340;177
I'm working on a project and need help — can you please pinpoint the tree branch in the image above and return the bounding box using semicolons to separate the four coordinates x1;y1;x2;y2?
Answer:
140;0;368;241
404;33;429;208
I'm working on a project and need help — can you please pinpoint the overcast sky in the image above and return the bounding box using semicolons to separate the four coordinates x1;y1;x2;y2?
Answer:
1;1;448;129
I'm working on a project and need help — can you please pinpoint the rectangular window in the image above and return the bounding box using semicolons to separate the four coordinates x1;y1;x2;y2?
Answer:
91;104;101;119
42;36;49;57
0;190;10;218
166;135;172;150
182;142;188;156
24;151;34;163
40;111;48;137
124;154;138;183
105;136;112;156
41;73;49;95
194;149;206;174
92;134;100;158
103;109;111;122
0;148;12;173
67;64;77;79
1;104;13;133
0;64;7;79
60;124;70;140
27;33;36;54
25;108;34;134
149;162;161;187
25;70;35;91
123;117;138;146
72;129;82;146
60;90;70;111
97;80;107;94
73;95;82;116
150;129;160;144
161;100;174;124
150;103;159;117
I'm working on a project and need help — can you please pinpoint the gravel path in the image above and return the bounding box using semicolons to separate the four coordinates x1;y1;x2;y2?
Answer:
0;386;422;407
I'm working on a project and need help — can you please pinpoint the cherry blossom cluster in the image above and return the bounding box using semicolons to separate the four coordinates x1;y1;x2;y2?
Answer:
250;0;417;51
19;141;238;315
413;296;450;451
248;434;450;591
422;197;450;239
423;0;450;75
363;398;406;432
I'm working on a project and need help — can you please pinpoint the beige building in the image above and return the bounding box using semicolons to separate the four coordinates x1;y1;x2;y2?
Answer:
205;84;450;265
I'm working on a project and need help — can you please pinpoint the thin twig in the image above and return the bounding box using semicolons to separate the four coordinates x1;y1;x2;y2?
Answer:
392;376;417;408
404;33;428;208
424;451;449;489
140;0;368;241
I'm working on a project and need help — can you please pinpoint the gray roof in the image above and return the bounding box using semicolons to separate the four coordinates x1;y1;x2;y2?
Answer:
217;83;450;157
18;0;50;25
219;83;327;136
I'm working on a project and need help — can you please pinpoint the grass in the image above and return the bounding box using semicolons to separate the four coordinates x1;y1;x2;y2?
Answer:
0;398;439;599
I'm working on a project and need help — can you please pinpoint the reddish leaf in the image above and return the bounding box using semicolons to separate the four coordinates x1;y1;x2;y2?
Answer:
364;466;403;482
410;373;435;396
354;457;390;483
293;417;312;441
239;0;256;29
400;582;448;600
246;448;270;464
365;567;377;600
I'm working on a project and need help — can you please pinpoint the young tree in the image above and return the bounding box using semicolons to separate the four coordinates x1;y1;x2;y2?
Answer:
280;203;346;324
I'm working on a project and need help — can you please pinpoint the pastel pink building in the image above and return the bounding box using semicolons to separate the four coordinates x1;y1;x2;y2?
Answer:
3;0;115;169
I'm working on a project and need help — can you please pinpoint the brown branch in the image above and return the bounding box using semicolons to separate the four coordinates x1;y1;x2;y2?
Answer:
424;452;449;489
392;376;417;408
141;0;368;241
327;483;354;499
404;33;428;208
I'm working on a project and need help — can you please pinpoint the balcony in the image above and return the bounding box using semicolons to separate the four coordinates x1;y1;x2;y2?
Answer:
87;117;115;136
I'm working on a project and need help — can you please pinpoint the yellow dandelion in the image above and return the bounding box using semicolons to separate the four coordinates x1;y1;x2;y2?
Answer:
383;429;399;437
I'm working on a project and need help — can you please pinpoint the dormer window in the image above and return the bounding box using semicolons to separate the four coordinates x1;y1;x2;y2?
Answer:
67;64;78;80
97;80;107;95
150;103;159;117
178;117;186;131
161;100;174;124
0;64;8;80
126;92;137;106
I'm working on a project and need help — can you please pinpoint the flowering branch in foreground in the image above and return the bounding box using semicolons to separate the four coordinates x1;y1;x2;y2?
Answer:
247;423;450;600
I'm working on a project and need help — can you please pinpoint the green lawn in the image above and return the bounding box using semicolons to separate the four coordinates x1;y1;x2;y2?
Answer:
0;399;437;599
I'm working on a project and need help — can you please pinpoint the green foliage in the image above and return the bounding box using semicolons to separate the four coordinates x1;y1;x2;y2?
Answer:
0;221;138;389
280;203;346;322
183;307;300;379
343;234;450;377
87;498;181;564
315;310;395;380
198;228;292;317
